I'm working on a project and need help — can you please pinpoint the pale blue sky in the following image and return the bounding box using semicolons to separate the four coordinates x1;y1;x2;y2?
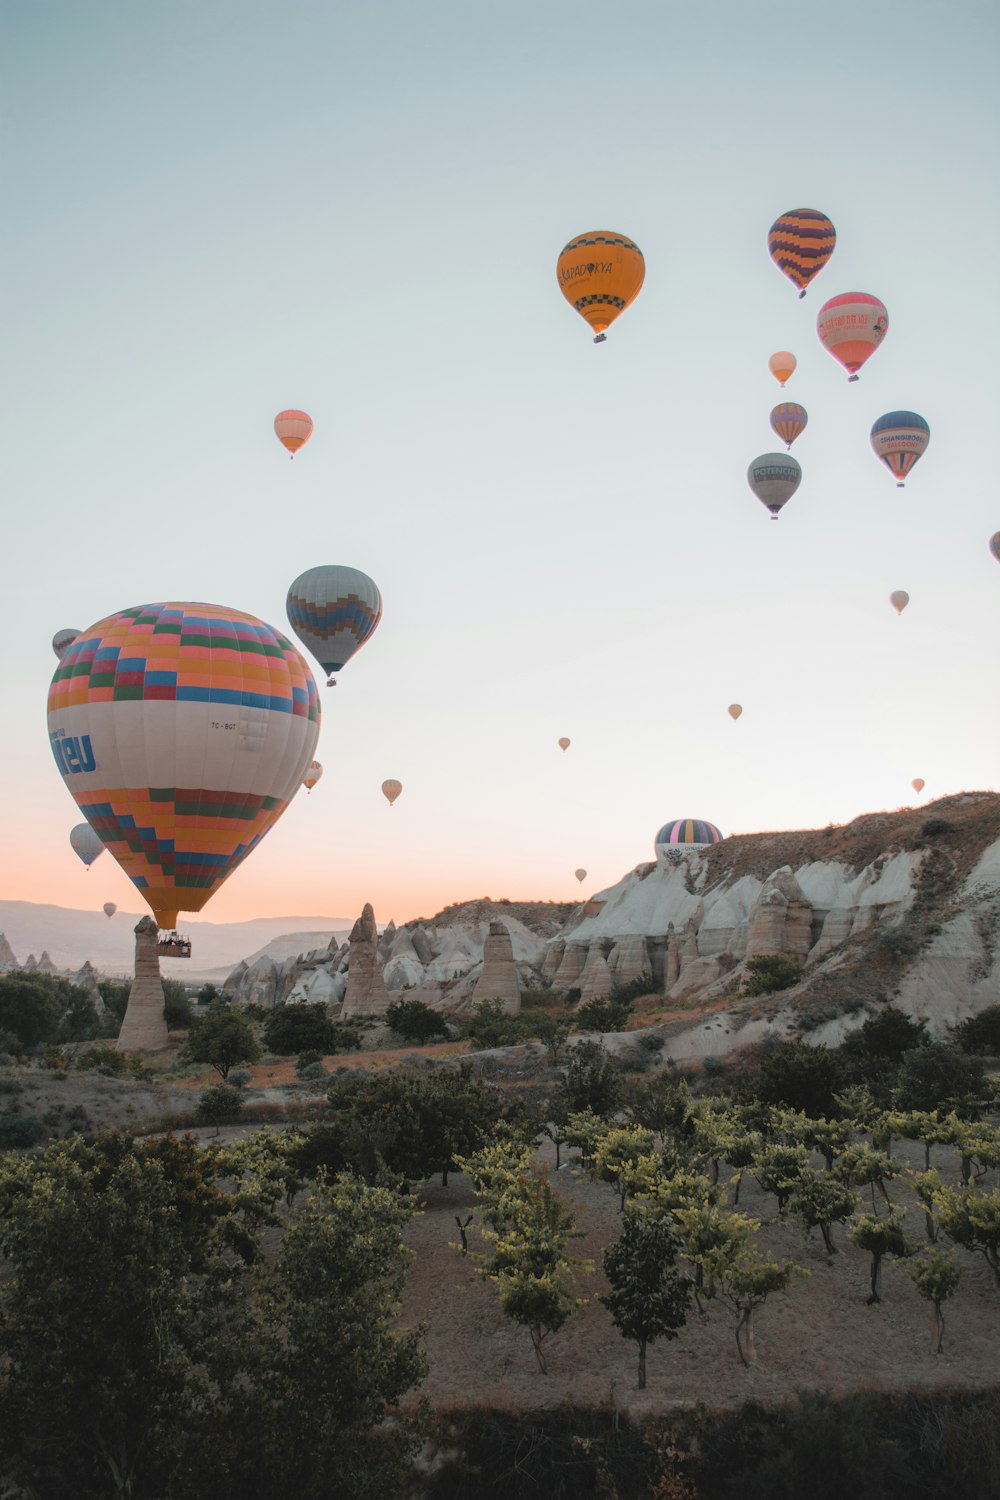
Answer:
3;0;999;923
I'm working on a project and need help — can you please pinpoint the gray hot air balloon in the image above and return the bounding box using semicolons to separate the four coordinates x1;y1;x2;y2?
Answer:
70;823;104;869
52;629;80;660
747;452;802;520
286;565;383;686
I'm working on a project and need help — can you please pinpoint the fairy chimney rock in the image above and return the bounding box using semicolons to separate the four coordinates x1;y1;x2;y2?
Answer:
0;934;20;971
342;903;392;1016
577;942;614;1005
116;916;169;1052
744;868;813;960
470;921;521;1016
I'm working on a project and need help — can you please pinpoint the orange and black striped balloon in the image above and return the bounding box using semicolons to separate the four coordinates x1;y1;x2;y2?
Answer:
556;231;644;342
767;209;836;298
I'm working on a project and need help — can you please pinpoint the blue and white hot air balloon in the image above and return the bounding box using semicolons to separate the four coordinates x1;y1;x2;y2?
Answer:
870;411;930;487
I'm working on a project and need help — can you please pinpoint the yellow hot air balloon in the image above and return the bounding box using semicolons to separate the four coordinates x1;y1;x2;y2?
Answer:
574;868;587;883
558;737;570;752
556;231;644;343
727;704;743;721
49;603;320;933
274;409;314;458
890;591;909;615
768;352;797;386
912;778;925;794
303;760;323;793
382;779;402;807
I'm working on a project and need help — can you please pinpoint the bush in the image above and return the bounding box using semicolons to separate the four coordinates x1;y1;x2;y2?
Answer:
953;1004;1000;1056
261;1003;339;1056
385;999;447;1045
922;818;956;837
753;1040;843;1117
194;1083;245;1126
895;1043;988;1117
575;994;634;1034
297;1061;327;1082
75;1045;128;1075
743;956;803;995
227;1068;253;1090
0;974;70;1048
466;998;523;1050
0;1111;46;1147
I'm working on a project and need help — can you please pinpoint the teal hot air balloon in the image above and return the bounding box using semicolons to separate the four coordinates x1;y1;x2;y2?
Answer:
870;412;930;487
286;566;383;686
769;403;808;449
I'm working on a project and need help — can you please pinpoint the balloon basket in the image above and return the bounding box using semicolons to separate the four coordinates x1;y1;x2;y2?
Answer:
325;676;338;687
157;932;192;959
848;375;859;383
593;333;607;344
799;290;806;299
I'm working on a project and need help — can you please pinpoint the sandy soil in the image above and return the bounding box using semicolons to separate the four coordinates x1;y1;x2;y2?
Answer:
397;1135;1000;1418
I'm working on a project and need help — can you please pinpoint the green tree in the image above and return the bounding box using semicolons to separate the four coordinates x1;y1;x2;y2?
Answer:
553;1039;622;1119
0;973;68;1048
907;1247;961;1353
385;998;448;1045
163;979;194;1029
200;1175;428;1500
600;1212;691;1388
196;982;221;1006
195;1083;245;1129
528;1011;572;1063
625;1073;694;1143
854;1005;928;1061
752;1143;811;1214
933;1184;1000;1290
952;1003;1000;1055
465;997;522;1050
849;1207;911;1304
786;1169;859;1255
754;1040;842;1117
574;993;634;1035
592;1125;657;1212
261;1002;339;1056
894;1043;989;1118
183;1003;261;1080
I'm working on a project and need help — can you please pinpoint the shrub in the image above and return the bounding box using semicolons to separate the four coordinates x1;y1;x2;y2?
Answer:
466;997;523;1050
895;1043;988;1118
743;956;803;996
753;1040;843;1117
75;1045;128;1075
261;1003;339;1056
195;1083;245;1126
384;999;447;1045
298;1061;327;1082
575;994;634;1034
0;1111;46;1147
227;1068;253;1090
953;1004;1000;1056
923;818;956;837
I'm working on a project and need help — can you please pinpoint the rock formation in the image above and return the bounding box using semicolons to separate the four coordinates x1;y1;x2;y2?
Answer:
35;951;59;976
608;933;650;987
342;904;392;1017
744;869;813;960
470;921;521;1015
0;934;19;971
577;942;613;1004
116;916;169;1052
23;954;38;971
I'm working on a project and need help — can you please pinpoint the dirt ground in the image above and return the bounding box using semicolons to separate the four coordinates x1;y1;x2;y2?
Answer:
397;1135;1000;1418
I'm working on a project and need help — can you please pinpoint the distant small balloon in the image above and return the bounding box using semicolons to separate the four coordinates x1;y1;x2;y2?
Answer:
103;902;117;919
575;868;587;883
769;403;808;449
70;823;104;869
768;352;797;387
382;779;402;807
912;778;925;794
558;737;571;751
52;629;80;661
890;590;910;615
274;409;314;458
988;533;1000;564
728;704;743;720
303;760;323;793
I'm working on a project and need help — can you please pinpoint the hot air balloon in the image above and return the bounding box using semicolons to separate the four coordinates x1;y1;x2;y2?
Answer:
558;737;570;752
52;629;80;661
912;778;925;794
890;591;910;615
303;760;323;793
816;293;888;381
728;704;743;720
990;533;1000;564
382;779;402;807
274;410;314;458
574;868;587;883
655;820;723;861
747;453;802;520
767;208;837;298
769;403;808;449
103;902;117;919
870;412;930;487
556;231;645;343
49;602;320;933
70;823;105;869
286;565;383;686
768;352;796;387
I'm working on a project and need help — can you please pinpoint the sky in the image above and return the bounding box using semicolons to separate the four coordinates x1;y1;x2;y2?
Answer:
3;0;999;929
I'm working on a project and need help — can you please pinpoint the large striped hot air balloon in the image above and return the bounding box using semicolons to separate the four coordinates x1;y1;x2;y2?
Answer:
747;453;802;520
768;209;836;297
286;565;383;687
770;403;808;449
870;412;930;487
655;819;724;861
274;410;314;458
556;231;645;343
816;293;888;380
48;602;320;931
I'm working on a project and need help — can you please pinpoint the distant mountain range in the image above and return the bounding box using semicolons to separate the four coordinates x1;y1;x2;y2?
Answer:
0;902;354;982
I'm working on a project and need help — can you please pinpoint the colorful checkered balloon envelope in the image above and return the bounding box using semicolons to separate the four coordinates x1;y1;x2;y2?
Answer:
47;602;321;930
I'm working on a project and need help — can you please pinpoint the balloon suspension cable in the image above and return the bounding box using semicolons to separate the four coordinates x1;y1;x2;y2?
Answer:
593;333;607;344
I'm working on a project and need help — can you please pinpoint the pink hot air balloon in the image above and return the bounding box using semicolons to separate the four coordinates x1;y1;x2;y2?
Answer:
768;352;796;387
274;409;314;458
816;292;888;381
727;704;743;721
558;737;571;752
890;591;909;615
912;778;925;794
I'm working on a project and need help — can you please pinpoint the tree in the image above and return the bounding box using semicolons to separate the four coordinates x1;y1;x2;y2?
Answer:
385;999;448;1045
574;993;634;1035
752;1143;810;1215
163;979;194;1029
199;1174;428;1500
848;1207;911;1304
754;1040;842;1117
196;982;221;1006
195;1083;245;1129
952;1004;1000;1055
626;1073;694;1142
527;1011;572;1063
907;1247;960;1353
592;1126;657;1212
553;1040;622;1119
183;1003;261;1080
854;1005;928;1061
742;955;803;996
600;1212;691;1388
834;1144;901;1214
786;1169;858;1255
894;1043;988;1119
933;1184;1000;1290
261;1003;339;1056
0;974;68;1048
465;997;522;1050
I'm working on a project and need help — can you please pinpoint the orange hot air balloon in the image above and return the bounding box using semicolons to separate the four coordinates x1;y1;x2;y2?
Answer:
558;737;570;752
274;409;314;458
890;590;909;615
727;704;743;720
912;778;925;794
556;231;644;343
768;352;796;386
382;779;402;807
303;760;323;793
768;209;837;298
